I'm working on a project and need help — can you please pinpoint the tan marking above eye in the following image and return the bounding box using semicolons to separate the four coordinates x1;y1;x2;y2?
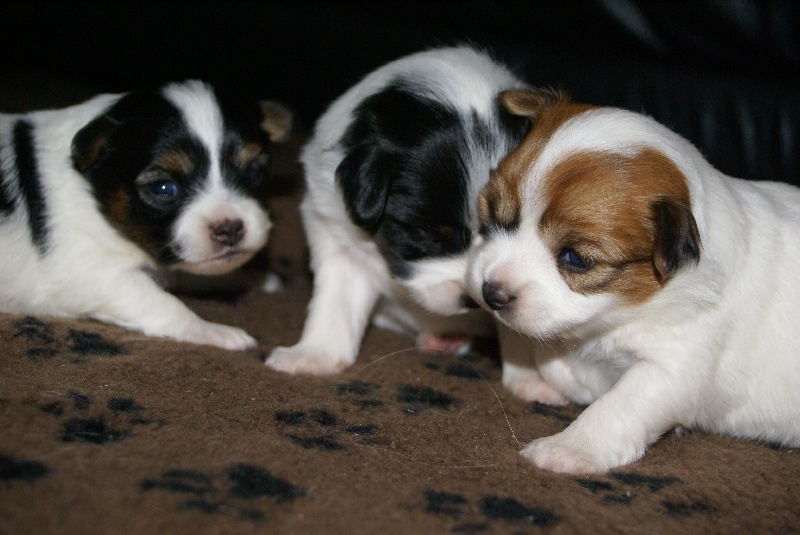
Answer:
153;150;193;175
540;149;694;304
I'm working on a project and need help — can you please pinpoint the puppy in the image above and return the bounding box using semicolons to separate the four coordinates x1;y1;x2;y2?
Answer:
267;46;529;374
467;88;800;473
0;80;291;349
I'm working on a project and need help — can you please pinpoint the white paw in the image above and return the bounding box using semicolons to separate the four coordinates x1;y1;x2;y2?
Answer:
191;322;257;351
521;433;603;474
266;344;352;375
504;374;569;405
502;363;569;405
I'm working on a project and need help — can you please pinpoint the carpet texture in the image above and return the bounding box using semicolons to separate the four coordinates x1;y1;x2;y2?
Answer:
1;132;799;535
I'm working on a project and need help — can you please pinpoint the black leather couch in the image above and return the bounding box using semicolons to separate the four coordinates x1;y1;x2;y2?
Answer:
3;0;798;184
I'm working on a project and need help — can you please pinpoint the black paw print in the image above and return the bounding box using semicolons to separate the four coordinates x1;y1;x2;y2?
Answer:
0;454;50;484
334;380;385;408
423;489;561;530
39;391;159;445
141;463;305;521
14;317;126;362
274;408;386;451
576;471;716;517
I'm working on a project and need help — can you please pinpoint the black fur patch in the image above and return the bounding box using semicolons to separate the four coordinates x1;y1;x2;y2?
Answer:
336;82;527;279
13;120;48;251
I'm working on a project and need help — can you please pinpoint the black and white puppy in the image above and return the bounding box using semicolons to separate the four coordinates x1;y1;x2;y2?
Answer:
267;46;529;374
0;80;291;349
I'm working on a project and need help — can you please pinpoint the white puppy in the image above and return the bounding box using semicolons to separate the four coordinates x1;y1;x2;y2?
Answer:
0;80;291;349
266;46;529;374
467;88;800;473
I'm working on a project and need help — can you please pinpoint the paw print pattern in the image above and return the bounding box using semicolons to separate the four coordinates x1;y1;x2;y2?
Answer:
334;380;384;408
141;463;305;522
274;408;386;451
0;454;50;484
13;316;126;362
38;391;159;445
575;471;716;517
423;489;561;530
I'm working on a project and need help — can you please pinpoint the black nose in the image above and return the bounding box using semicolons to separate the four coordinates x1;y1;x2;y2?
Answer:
482;280;516;311
211;219;245;246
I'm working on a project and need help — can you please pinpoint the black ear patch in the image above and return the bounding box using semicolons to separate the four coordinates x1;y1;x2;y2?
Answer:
335;144;397;231
71;114;117;173
652;199;702;282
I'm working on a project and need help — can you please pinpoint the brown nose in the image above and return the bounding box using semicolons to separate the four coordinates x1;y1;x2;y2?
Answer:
482;280;516;311
211;219;245;246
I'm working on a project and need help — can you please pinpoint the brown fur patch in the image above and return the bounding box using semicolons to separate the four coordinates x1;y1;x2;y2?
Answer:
153;150;193;175
540;149;695;304
478;94;595;232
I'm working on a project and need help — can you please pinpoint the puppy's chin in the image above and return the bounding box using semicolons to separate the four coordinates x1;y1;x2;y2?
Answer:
172;249;258;276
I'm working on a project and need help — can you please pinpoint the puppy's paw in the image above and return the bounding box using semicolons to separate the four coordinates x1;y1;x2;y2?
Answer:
266;345;351;375
505;375;569;405
417;331;472;355
191;322;257;351
502;365;569;405
520;433;603;474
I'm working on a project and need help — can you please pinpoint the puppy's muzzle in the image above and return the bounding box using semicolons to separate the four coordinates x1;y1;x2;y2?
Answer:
211;219;245;247
482;280;516;311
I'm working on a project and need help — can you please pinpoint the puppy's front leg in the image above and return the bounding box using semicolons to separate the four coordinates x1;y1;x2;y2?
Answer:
266;251;380;375
498;323;569;405
522;360;685;474
93;270;256;350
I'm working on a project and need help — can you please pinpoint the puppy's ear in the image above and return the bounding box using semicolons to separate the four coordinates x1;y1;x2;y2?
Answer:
651;198;702;283
259;101;293;143
336;144;396;231
71;114;116;173
498;87;565;119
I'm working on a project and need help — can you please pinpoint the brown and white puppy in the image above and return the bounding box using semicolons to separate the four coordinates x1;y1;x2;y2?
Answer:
467;88;800;473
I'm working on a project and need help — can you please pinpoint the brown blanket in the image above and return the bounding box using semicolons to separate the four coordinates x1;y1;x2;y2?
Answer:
1;135;798;535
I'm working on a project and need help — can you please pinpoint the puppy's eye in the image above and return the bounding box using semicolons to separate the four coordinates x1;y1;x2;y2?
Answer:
245;154;269;184
149;180;180;197
559;248;593;273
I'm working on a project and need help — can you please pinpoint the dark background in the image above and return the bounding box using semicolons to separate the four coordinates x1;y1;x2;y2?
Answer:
2;1;798;184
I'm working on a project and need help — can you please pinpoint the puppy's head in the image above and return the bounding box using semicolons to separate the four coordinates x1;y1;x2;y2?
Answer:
468;89;702;339
71;80;292;275
336;83;528;314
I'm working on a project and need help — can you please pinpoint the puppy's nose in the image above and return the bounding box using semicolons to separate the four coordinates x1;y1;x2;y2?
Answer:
482;280;516;311
211;219;245;246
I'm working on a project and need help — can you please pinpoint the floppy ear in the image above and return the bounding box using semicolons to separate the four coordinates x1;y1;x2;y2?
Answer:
651;198;702;283
259;100;293;143
498;87;565;119
335;144;397;232
71;114;117;173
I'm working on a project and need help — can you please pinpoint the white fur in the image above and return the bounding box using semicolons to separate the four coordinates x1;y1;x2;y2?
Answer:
467;106;800;473
0;82;269;349
267;46;524;374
